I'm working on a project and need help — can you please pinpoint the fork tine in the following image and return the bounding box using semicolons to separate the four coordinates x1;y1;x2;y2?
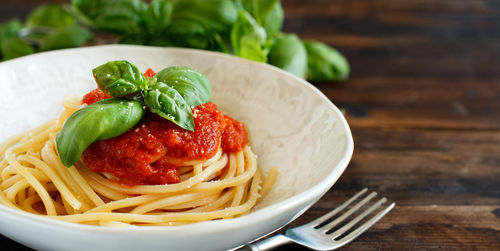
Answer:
329;197;387;239
334;202;395;249
317;191;377;232
308;188;368;227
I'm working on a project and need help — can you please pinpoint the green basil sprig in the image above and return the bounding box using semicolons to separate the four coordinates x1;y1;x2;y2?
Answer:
145;66;211;130
56;60;212;167
56;98;144;167
92;60;146;97
144;82;195;130
154;66;211;107
91;60;211;124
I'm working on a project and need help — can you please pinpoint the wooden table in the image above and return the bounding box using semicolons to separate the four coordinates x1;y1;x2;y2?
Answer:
1;0;499;250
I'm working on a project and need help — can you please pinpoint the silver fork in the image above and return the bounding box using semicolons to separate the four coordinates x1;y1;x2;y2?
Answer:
240;189;395;250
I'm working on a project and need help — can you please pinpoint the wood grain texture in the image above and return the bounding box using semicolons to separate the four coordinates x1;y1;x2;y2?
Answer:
278;0;500;250
0;0;499;250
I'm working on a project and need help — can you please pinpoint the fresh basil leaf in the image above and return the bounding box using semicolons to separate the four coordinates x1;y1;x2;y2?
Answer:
26;4;76;28
231;10;267;62
144;82;195;131
170;0;237;34
56;98;144;167
143;0;172;34
72;0;146;34
39;25;92;51
1;37;35;61
303;40;350;82
154;66;211;107
92;60;146;97
269;33;307;78
161;19;229;52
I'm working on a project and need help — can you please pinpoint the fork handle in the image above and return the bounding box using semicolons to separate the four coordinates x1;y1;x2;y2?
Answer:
237;234;292;251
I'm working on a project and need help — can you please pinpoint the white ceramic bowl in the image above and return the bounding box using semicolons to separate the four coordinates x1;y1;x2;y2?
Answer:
0;45;353;251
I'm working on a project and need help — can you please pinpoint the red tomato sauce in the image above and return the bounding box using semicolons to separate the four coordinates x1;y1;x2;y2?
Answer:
143;68;156;78
80;88;248;186
81;88;112;105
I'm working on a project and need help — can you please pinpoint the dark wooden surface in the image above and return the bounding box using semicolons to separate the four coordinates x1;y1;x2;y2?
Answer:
1;0;500;250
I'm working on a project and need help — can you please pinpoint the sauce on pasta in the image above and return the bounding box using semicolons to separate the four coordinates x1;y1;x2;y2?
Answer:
82;89;248;186
80;68;249;186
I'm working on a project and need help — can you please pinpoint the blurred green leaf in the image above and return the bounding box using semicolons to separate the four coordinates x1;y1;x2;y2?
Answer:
39;25;92;51
303;40;350;82
26;4;76;28
240;0;276;22
119;19;228;52
143;0;172;33
239;33;267;62
0;19;23;43
170;0;237;34
163;19;228;52
231;10;267;62
261;2;283;38
0;1;350;82
1;37;35;60
239;0;283;37
72;0;146;34
0;19;23;58
269;33;307;78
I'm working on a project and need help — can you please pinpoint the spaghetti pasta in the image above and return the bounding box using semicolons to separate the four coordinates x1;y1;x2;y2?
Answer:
0;96;275;226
